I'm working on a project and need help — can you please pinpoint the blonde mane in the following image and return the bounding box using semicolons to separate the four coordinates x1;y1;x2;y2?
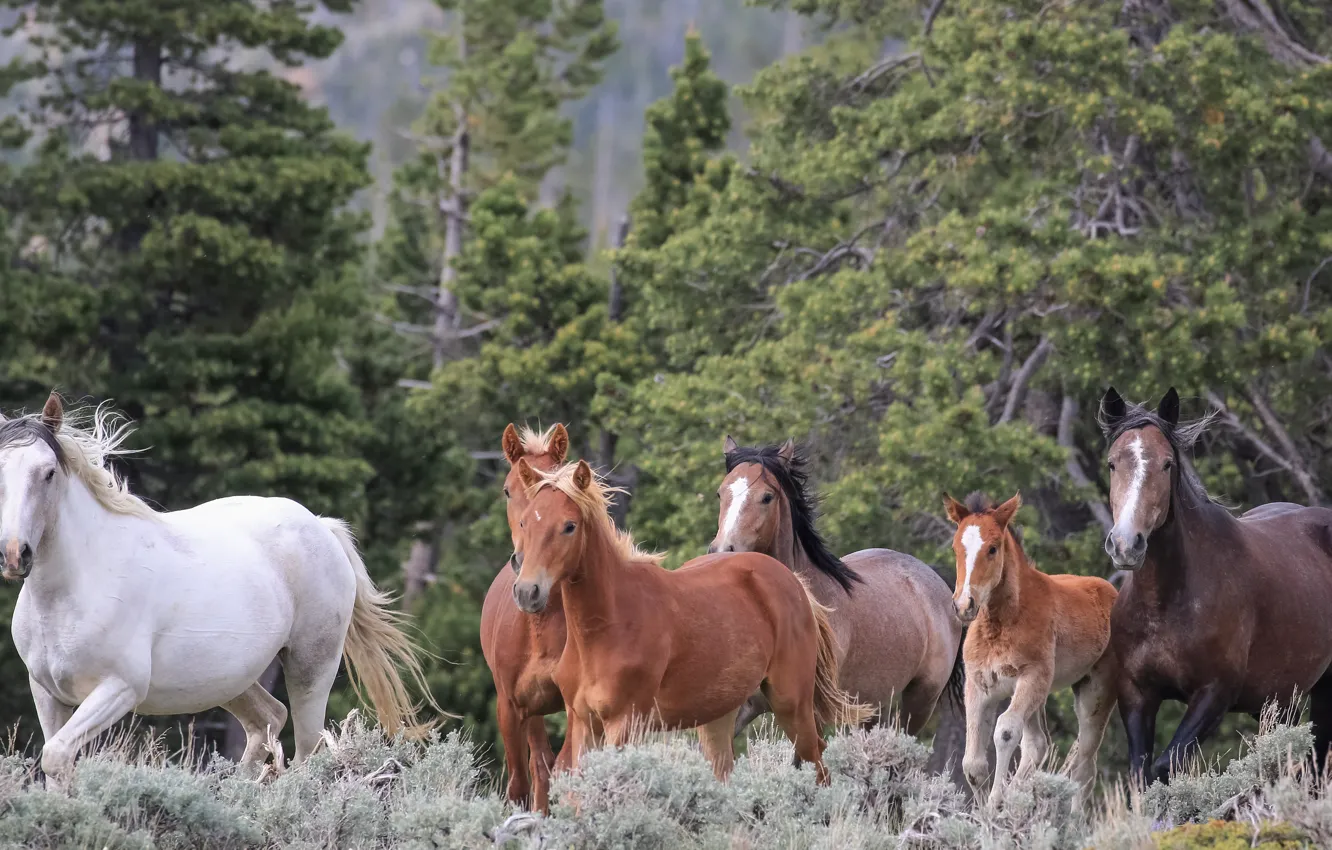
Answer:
518;424;561;457
529;463;662;566
53;405;160;521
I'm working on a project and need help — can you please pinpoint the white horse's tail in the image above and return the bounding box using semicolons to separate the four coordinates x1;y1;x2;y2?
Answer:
322;518;451;737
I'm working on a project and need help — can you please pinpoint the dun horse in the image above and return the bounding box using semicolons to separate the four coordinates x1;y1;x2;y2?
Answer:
1101;387;1332;783
712;438;963;734
508;458;870;783
480;423;571;811
944;492;1117;807
0;393;437;780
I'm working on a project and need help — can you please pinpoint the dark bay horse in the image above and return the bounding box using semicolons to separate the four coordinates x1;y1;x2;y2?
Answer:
1101;387;1332;783
711;438;964;735
509;458;871;784
479;423;569;811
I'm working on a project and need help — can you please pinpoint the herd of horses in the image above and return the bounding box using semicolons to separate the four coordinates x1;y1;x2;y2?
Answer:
5;386;1332;816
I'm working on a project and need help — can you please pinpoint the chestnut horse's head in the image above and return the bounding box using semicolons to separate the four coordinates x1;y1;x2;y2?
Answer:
501;422;568;575
943;491;1022;623
1098;387;1200;570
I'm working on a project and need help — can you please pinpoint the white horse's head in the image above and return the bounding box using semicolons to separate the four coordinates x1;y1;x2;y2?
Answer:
0;392;68;580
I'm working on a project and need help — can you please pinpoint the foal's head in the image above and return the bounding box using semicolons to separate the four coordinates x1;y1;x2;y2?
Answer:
501;422;568;573
943;492;1022;623
0;393;69;580
1098;387;1210;569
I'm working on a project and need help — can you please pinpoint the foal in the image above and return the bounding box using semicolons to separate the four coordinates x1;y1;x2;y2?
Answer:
945;492;1118;807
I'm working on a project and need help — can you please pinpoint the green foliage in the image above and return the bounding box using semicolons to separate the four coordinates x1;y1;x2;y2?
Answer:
1152;820;1312;849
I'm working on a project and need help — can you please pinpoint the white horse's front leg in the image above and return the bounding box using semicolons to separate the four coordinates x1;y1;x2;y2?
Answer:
41;678;139;780
30;676;73;742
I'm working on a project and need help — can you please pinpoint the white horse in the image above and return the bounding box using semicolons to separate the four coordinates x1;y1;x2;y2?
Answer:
0;391;437;779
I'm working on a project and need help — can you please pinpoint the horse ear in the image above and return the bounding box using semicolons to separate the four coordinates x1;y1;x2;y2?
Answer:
723;435;738;455
778;438;796;464
502;423;523;465
943;494;969;524
572;459;593;491
1099;386;1127;434
1157;387;1180;426
549;424;570;463
992;492;1022;528
42;391;63;433
515;457;541;491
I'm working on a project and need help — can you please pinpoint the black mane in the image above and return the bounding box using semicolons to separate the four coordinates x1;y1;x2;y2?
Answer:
962;491;1023;544
0;416;66;469
1098;394;1218;512
725;441;863;593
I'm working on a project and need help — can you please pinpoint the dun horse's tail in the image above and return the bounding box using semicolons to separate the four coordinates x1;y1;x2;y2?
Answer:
323;518;451;737
801;584;875;729
945;630;966;709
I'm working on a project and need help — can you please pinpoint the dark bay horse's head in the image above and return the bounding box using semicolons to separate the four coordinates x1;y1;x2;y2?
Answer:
1099;387;1181;569
501;422;568;576
943;491;1022;623
711;435;861;593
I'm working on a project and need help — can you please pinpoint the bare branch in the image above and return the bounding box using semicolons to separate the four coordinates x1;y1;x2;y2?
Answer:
1206;389;1321;505
1058;394;1113;531
998;336;1053;424
847;53;921;93
1302;254;1332;313
923;0;946;34
1242;384;1324;504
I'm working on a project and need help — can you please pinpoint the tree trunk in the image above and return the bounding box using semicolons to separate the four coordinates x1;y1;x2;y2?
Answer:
402;529;437;607
599;215;633;529
433;13;469;370
591;92;616;243
129;37;162;162
221;659;282;762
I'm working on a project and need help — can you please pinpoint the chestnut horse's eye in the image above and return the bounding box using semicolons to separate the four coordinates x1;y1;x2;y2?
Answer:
562;521;577;535
761;493;774;505
503;487;511;499
988;545;998;556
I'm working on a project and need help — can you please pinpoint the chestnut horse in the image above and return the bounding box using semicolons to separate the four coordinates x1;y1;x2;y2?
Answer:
944;492;1118;808
1101;387;1332;783
712;438;964;736
479;423;569;811
509;458;871;783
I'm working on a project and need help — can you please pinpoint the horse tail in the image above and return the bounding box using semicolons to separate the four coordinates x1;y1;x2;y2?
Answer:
801;584;874;729
945;629;967;709
322;518;451;737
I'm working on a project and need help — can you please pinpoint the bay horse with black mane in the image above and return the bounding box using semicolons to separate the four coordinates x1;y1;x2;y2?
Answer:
508;458;871;784
711;438;964;736
479;423;569;812
1101;387;1332;783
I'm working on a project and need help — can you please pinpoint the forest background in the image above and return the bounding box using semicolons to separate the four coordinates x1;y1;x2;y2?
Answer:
1;0;1331;787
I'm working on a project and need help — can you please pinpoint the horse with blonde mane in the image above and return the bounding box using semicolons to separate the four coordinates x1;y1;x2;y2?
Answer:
508;457;870;784
0;392;438;780
480;422;570;812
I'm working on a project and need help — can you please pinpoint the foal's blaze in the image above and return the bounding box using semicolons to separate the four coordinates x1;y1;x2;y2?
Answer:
1101;387;1178;569
511;458;592;613
944;492;1021;623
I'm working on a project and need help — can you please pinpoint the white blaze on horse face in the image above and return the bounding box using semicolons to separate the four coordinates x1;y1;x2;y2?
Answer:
1115;435;1148;535
721;476;751;544
960;524;983;605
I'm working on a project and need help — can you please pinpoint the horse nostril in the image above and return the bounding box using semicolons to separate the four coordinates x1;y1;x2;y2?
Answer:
1133;533;1145;550
706;544;717;555
724;544;734;552
18;544;31;566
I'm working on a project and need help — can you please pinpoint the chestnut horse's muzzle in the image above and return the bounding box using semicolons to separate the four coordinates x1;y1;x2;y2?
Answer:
2;538;32;580
512;578;549;614
954;597;978;624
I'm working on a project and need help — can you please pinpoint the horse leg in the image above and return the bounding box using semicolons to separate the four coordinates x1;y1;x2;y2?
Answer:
280;646;343;764
526;716;555;814
1150;682;1233;783
733;691;771;739
221;682;289;765
962;676;1000;799
496;697;532;808
1014;706;1049;782
1310;679;1332;776
29;676;73;744
901;677;944;735
698;708;740;781
769;697;830;785
989;670;1051;809
1069;656;1117;808
39;677;139;780
1117;679;1160;787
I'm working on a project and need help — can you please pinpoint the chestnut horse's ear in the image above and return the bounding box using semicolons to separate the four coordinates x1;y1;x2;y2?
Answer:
943;494;969;524
549;423;570;464
778;438;796;464
992;492;1022;528
723;435;738;455
42;391;63;433
1099;386;1127;435
572;459;593;491
515;457;541;491
1157;387;1180;427
502;423;523;465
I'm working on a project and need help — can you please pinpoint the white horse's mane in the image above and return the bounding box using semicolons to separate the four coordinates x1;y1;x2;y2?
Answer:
36;404;160;521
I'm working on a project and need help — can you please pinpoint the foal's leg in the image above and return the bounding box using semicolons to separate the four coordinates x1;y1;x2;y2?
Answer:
496;697;532;808
962;676;1000;798
1070;656;1117;807
1015;707;1049;781
698;708;740;781
40;677;139;779
989;670;1052;808
1150;682;1233;784
221;682;289;765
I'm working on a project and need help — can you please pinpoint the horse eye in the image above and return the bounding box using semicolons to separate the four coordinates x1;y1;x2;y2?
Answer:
503;487;511;499
1108;461;1116;472
988;545;997;556
761;493;774;505
562;521;576;535
1163;459;1174;471
44;469;55;482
